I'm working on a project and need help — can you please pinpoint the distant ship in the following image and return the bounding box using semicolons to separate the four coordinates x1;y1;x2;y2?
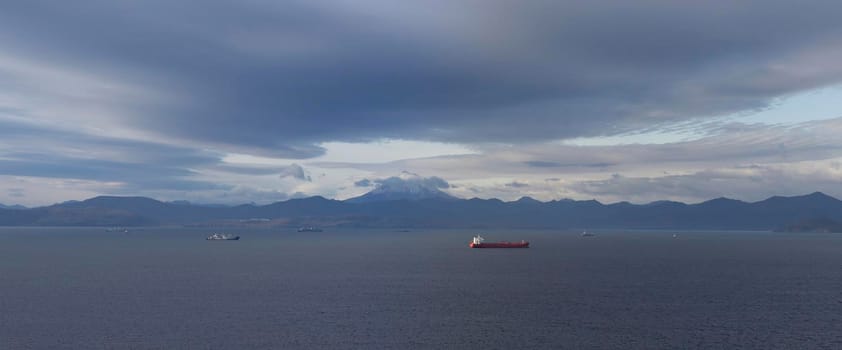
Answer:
206;233;240;240
469;235;529;248
581;231;595;237
297;227;323;232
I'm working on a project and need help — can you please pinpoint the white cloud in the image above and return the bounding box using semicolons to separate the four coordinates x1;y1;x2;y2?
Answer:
278;163;310;181
310;118;842;202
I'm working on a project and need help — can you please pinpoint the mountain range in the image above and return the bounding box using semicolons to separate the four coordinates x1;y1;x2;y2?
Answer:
1;191;841;230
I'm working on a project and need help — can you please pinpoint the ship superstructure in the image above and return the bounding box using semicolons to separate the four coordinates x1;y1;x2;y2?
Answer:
469;235;529;248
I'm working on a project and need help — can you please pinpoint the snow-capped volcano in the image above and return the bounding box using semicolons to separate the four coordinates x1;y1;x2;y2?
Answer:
345;172;456;203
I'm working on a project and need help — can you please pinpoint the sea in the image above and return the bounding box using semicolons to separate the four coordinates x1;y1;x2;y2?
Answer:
2;227;842;349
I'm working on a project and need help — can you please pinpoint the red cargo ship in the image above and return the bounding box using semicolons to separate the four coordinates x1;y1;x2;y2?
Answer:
469;235;529;248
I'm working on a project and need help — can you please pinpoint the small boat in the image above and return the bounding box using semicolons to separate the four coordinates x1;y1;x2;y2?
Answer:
581;231;595;237
297;227;323;232
206;233;240;240
469;235;529;248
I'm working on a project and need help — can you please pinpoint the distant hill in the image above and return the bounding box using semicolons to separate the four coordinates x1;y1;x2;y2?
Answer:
1;192;841;229
0;203;26;210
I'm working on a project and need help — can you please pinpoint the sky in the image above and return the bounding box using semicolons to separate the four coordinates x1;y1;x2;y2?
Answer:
2;0;842;207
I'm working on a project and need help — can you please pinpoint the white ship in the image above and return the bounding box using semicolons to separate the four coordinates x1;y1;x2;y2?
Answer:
206;233;240;240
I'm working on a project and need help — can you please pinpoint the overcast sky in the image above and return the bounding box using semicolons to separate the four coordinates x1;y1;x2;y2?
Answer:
2;0;842;206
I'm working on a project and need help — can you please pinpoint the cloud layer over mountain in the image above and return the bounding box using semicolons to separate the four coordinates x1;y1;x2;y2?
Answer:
1;1;842;205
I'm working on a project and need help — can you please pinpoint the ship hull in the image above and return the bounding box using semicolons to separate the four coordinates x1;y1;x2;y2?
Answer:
470;242;529;248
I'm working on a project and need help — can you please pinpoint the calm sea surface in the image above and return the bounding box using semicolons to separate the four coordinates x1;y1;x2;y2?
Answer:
2;227;842;349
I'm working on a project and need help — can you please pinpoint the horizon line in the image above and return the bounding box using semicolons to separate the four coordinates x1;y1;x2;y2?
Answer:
3;191;835;209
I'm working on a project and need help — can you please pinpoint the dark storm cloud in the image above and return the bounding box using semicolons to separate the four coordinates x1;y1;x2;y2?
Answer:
3;1;842;156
